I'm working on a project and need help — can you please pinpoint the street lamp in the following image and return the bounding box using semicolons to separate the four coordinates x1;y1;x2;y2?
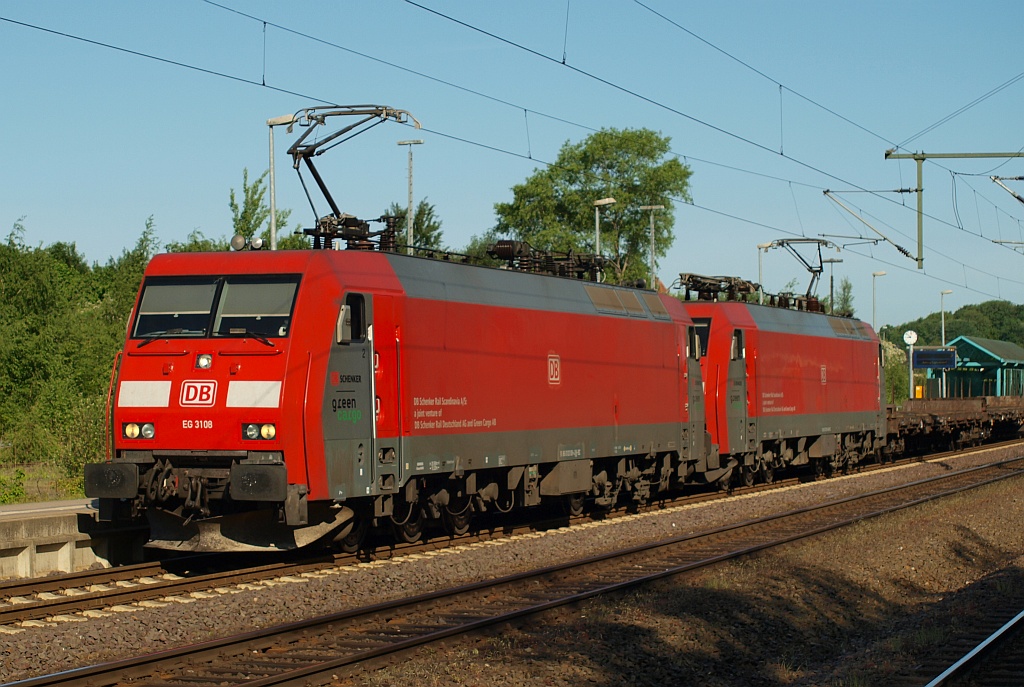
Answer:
871;271;886;330
940;289;953;398
593;198;616;282
267;113;297;251
593;198;616;255
639;204;664;290
822;258;843;313
757;242;773;304
397;139;424;255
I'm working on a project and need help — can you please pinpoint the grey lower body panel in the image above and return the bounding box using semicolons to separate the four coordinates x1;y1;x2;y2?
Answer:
398;421;684;482
754;410;885;443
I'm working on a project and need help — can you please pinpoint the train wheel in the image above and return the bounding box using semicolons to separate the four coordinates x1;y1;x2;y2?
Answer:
740;465;756;488
443;508;472;536
564;492;586;517
392;505;424;544
335;516;368;554
760;464;775;484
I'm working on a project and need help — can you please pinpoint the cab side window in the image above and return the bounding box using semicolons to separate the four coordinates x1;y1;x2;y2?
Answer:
337;293;366;344
731;329;744;361
692;318;711;359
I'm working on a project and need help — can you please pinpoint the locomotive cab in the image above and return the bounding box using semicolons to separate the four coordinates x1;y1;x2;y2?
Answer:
86;254;356;551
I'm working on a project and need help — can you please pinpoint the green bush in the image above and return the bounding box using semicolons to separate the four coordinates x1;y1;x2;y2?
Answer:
0;469;26;504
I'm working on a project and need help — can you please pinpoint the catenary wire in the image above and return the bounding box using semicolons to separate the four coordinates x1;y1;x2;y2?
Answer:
201;0;1024;254
398;2;1024;273
3;7;1023;297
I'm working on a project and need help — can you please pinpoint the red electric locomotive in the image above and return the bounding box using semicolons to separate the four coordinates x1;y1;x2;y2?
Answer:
83;105;894;553
682;275;886;487
85;230;707;551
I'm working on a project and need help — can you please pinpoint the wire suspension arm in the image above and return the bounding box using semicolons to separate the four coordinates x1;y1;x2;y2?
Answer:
823;190;913;260
990;176;1024;206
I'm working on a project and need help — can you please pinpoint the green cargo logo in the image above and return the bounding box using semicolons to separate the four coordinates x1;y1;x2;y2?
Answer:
337;408;362;423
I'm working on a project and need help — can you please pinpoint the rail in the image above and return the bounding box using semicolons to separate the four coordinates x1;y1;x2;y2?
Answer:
924;608;1024;686
9;455;1024;687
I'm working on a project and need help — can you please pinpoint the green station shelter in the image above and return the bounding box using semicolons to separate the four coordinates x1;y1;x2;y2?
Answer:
938;336;1024;397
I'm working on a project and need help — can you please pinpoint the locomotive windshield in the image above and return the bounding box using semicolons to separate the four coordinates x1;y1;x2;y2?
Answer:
132;275;300;340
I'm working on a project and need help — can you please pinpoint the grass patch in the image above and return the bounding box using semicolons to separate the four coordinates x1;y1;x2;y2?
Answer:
0;463;68;503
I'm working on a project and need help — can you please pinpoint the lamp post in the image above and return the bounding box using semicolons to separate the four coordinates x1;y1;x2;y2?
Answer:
940;289;953;398
822;258;843;313
593;198;616;256
267;113;297;251
593;198;616;282
397;140;424;255
757;242;773;304
871;271;886;330
639;204;664;290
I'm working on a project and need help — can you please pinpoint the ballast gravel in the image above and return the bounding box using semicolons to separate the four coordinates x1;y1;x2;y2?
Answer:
2;447;1023;685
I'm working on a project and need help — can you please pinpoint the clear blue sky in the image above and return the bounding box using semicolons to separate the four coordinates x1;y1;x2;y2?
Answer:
3;1;1023;328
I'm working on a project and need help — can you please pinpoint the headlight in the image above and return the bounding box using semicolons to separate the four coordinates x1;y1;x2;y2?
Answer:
243;423;276;440
123;423;155;439
196;354;213;369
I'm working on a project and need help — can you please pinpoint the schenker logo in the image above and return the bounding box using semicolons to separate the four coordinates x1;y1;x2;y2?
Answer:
180;380;217;407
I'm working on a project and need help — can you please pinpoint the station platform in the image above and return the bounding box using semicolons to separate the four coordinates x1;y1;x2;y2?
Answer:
0;499;146;579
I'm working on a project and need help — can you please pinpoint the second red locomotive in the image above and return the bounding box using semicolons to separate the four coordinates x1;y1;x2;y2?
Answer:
685;275;885;486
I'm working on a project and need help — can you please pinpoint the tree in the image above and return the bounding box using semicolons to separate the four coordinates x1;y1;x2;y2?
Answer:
386;198;444;251
230;168;305;250
881;339;909;404
461;228;503;267
164;229;229;253
822;276;855;317
494;128;692;284
0;217;160;486
230;168;272;238
168;169;304;253
885;300;1024;349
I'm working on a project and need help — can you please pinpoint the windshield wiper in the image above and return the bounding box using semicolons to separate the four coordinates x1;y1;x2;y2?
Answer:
136;328;192;348
226;328;275;347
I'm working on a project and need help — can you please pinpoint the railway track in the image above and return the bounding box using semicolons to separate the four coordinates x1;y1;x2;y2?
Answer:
920;605;1024;686
12;453;1024;687
2;440;1020;628
0;556;336;627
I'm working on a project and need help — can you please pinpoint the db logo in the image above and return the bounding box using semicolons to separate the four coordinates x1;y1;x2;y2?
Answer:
180;380;217;406
547;354;561;385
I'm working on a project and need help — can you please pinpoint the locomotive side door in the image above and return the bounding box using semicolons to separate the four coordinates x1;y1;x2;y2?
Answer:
726;328;749;453
684;325;707;465
323;293;376;501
